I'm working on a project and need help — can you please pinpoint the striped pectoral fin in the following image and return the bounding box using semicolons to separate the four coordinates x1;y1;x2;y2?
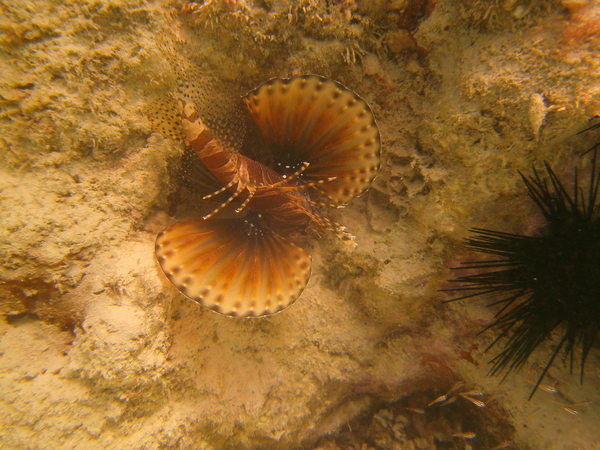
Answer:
155;219;312;317
243;76;381;204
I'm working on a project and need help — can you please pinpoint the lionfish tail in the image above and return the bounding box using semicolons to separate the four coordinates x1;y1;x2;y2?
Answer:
145;89;226;197
244;75;381;204
155;218;312;317
146;95;185;142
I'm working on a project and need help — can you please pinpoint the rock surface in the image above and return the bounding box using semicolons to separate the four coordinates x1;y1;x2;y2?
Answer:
1;0;599;448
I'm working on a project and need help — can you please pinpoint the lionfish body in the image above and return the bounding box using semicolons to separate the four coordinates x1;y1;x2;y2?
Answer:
180;97;318;232
150;58;381;317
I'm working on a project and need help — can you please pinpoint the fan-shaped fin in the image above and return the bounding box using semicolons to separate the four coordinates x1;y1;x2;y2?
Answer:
155;219;312;317
243;76;381;203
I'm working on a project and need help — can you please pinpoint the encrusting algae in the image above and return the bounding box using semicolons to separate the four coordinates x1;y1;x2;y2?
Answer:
149;49;381;317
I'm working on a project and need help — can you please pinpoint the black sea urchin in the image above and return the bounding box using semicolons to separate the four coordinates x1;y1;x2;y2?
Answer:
579;116;600;156
446;154;600;398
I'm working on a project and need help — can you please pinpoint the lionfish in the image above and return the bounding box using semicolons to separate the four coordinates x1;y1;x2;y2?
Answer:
149;55;381;317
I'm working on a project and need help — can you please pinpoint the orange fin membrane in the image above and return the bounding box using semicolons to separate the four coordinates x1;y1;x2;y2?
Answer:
244;76;381;204
155;219;312;317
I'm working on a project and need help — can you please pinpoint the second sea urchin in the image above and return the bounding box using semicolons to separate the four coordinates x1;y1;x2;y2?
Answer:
446;154;600;398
